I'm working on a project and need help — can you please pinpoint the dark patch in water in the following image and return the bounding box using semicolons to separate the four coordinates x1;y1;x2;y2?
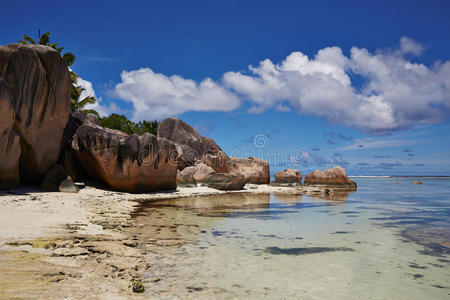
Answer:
437;258;450;263
264;246;354;255
431;284;446;289
258;234;283;239
294;237;303;240
402;226;450;257
409;262;427;269
347;215;359;218
428;263;444;268
341;211;360;214
332;231;354;234
211;230;228;236
409;273;424;279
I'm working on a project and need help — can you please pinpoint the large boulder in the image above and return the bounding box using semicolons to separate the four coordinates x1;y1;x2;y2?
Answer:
204;151;231;173
274;169;302;184
179;163;215;183
205;173;246;191
0;44;71;185
0;79;21;189
71;116;178;193
157;118;222;169
304;166;356;189
229;157;270;184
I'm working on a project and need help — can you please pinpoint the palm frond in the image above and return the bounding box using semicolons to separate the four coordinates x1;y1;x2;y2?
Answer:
78;96;96;107
19;35;36;44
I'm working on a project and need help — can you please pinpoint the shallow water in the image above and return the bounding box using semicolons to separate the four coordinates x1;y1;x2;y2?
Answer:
131;177;450;299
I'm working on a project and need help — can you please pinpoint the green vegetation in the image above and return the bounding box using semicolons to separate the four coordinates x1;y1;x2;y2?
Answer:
99;114;159;135
19;30;98;116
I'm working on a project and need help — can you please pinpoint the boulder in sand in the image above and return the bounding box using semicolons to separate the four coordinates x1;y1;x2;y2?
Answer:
274;169;302;184
71;115;178;193
205;173;246;191
0;79;21;189
229;157;270;184
304;166;356;189
0;44;71;185
179;163;215;183
157;118;222;169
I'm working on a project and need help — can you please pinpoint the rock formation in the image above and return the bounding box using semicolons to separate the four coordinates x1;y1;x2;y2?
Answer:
157;118;222;169
228;157;270;184
158;118;271;185
176;169;197;187
0;79;21;189
205;173;246;191
71;114;178;193
179;163;215;183
304;166;356;189
274;169;302;184
0;44;71;187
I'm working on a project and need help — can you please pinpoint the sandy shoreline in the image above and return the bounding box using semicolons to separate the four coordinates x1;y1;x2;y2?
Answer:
0;183;305;299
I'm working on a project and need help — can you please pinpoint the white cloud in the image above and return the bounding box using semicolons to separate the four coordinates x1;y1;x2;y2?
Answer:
109;37;450;133
223;37;450;134
113;68;240;120
77;77;118;117
399;36;425;56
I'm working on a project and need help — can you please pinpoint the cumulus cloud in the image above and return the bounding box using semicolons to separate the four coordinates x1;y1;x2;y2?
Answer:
113;68;240;120
223;37;450;134
76;77;118;116
110;37;450;133
399;36;425;56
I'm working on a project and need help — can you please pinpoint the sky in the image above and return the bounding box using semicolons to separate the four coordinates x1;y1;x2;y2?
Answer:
2;0;450;176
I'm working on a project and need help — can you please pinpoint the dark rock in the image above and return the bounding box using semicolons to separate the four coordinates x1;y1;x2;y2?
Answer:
0;44;71;185
0;79;20;189
304;166;356;189
180;163;215;183
71;118;178;193
205;173;246;190
157;118;222;169
176;169;197;187
274;169;302;184
228;157;270;184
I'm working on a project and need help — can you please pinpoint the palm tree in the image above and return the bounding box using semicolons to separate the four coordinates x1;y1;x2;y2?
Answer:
19;30;98;115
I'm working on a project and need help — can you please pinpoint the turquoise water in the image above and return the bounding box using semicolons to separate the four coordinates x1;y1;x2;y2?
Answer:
132;177;450;299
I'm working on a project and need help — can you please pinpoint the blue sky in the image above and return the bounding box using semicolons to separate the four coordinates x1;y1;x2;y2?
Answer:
2;0;450;176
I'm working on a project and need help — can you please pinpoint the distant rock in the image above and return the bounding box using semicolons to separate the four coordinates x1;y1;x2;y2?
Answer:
71;115;178;193
179;163;215;183
304;166;356;189
0;44;71;185
274;169;302;184
229;157;270;184
157;118;222;169
205;173;246;191
41;164;78;193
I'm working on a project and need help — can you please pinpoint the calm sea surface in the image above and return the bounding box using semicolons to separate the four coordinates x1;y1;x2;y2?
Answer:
130;177;450;299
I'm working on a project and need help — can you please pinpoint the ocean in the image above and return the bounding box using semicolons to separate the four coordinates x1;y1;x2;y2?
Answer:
129;177;450;299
